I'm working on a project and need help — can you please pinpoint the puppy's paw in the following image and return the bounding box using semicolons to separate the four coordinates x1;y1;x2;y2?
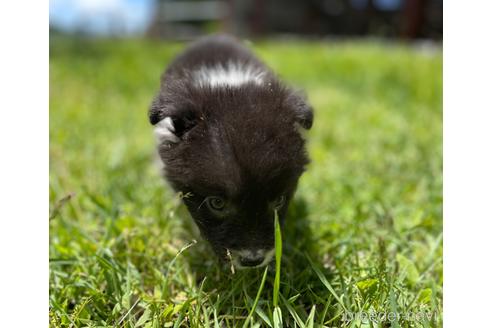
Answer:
154;117;179;143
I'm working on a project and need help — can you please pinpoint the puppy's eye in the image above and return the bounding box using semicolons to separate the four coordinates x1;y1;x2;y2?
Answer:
272;195;286;210
206;196;226;211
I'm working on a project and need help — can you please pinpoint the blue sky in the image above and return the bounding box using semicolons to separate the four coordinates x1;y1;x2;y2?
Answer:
49;0;156;35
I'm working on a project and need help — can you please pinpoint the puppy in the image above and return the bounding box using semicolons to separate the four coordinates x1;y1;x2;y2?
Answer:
149;35;313;269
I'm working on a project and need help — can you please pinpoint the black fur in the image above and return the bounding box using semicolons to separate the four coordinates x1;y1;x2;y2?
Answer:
149;35;313;265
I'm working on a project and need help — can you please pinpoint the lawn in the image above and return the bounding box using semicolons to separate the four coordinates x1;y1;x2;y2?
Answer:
49;37;442;327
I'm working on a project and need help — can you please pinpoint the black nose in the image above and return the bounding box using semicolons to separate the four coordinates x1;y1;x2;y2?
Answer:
240;256;264;267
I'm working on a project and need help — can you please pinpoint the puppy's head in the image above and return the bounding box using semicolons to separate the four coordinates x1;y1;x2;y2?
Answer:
150;81;313;268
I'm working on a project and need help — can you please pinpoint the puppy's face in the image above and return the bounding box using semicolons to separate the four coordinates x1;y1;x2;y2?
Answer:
151;83;312;268
179;172;297;269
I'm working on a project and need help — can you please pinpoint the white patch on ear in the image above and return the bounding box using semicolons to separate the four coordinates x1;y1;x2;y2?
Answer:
194;61;266;88
154;117;179;143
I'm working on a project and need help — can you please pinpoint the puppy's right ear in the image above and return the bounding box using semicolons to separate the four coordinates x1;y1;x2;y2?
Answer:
149;95;198;144
286;89;314;130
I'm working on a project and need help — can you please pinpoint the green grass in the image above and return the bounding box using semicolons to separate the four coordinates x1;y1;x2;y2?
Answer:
49;37;442;327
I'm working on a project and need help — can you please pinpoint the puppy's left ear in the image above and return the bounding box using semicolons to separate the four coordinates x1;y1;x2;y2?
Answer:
287;90;314;130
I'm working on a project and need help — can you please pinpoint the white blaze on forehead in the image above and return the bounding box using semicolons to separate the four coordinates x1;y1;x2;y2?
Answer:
194;62;266;88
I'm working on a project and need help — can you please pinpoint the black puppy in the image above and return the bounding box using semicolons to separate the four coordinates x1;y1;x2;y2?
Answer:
149;35;313;269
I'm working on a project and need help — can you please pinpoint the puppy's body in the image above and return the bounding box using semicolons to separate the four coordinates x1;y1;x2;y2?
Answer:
150;35;313;269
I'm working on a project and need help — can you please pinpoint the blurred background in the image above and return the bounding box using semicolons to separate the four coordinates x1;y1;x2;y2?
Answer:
50;0;442;40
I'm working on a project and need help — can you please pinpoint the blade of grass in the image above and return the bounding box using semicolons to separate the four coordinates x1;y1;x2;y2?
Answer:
273;306;283;328
254;307;272;327
280;294;306;328
389;287;401;328
273;211;282;307
117;298;140;326
49;192;75;220
306;254;347;312
305;305;316;328
243;266;269;328
213;308;220;328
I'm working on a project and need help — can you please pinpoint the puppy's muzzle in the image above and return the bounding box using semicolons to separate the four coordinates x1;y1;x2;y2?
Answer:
240;255;264;267
233;249;275;269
